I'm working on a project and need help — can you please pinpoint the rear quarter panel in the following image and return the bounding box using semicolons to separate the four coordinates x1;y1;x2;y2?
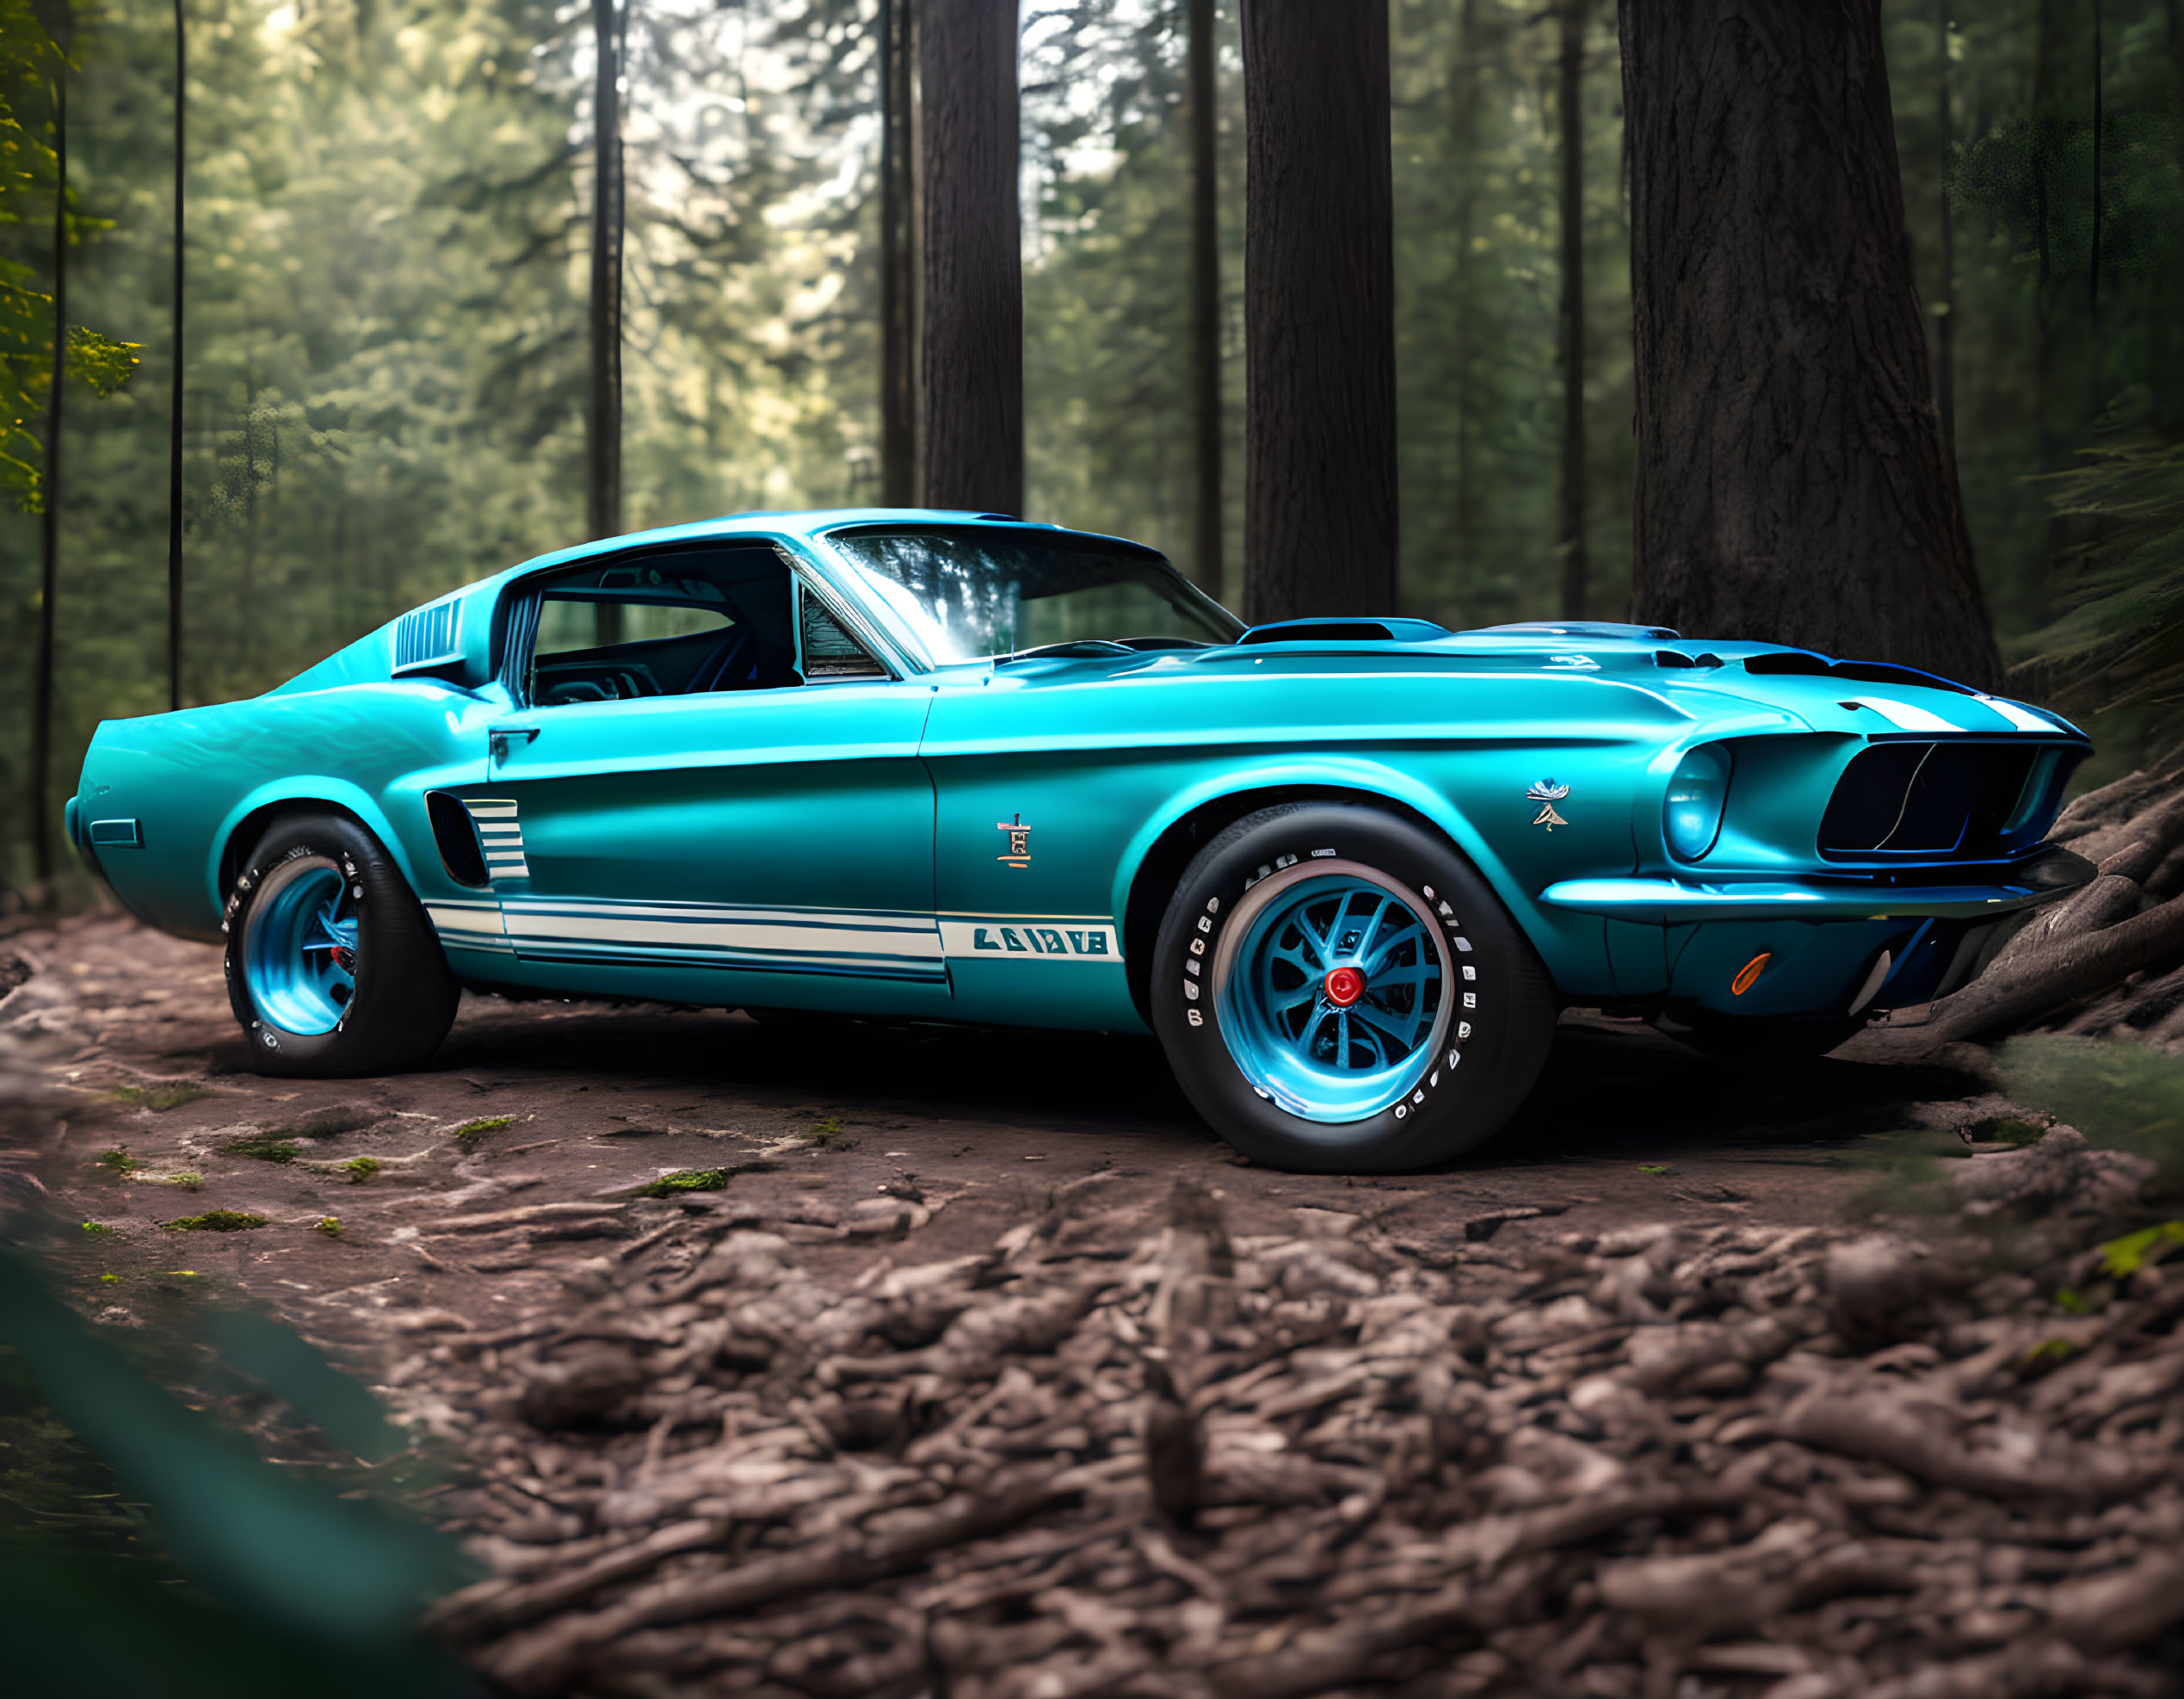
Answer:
76;680;504;942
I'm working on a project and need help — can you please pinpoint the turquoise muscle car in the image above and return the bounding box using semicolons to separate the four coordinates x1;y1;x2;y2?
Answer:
69;510;2094;1171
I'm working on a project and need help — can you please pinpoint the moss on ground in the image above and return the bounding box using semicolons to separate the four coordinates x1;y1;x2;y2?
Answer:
160;1211;267;1233
108;1082;219;1112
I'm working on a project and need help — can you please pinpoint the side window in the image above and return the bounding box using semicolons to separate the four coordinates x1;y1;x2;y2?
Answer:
522;547;801;705
798;582;890;682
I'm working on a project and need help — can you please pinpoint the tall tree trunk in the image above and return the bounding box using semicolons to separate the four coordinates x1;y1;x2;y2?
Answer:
30;65;65;887
2031;0;2066;466
2089;0;2103;413
916;0;1022;515
1239;1;1396;623
1618;0;1999;688
879;0;916;506
1556;0;1589;621
1449;0;1480;576
1934;0;1955;462
168;0;185;712
1186;0;1222;601
589;0;624;646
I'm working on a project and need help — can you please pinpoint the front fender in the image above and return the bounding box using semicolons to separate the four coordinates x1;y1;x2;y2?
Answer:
1108;754;1617;995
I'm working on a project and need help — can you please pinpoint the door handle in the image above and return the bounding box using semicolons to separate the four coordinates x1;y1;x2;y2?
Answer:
490;726;541;762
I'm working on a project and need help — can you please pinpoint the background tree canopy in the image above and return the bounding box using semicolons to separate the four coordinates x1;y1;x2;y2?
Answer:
3;0;2181;891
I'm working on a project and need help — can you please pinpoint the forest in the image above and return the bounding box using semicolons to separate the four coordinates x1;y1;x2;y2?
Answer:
2;0;2181;894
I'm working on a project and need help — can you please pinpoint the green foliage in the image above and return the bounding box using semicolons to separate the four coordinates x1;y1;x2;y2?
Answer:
0;0;141;515
77;1219;114;1236
340;1157;379;1183
2009;436;2184;744
1995;1035;2184;1194
449;1115;515;1143
639;1166;737;1197
2096;1219;2184;1279
166;1171;201;1192
92;1146;139;1176
220;1134;304;1164
108;1081;216;1112
314;1216;341;1236
0;1251;474;1695
161;1210;265;1232
64;324;137;396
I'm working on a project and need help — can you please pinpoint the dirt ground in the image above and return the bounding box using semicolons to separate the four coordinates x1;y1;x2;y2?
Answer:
24;913;2184;1699
1;911;1982;1332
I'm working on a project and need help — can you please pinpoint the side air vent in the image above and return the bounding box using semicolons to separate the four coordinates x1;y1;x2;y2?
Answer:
1745;650;1973;697
426;791;490;887
1238;617;1451;646
392;596;464;675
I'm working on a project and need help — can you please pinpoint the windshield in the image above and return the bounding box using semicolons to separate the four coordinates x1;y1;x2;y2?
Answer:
824;528;1243;663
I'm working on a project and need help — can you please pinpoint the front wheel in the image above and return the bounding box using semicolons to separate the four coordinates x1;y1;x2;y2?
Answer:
1150;803;1557;1172
223;810;460;1076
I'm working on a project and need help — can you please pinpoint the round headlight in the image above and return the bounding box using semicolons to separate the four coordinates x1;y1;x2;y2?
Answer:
1663;744;1731;860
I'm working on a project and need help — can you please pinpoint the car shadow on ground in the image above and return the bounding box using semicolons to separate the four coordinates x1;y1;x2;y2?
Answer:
393;996;1985;1176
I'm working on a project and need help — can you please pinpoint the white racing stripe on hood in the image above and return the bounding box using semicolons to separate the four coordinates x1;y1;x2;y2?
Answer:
1846;695;1965;733
1974;695;2061;733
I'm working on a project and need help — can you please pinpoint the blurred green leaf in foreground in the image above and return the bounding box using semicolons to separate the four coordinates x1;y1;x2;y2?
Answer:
0;1249;478;1699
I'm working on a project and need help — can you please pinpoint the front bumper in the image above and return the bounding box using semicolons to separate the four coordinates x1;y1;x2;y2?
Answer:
1541;843;2095;925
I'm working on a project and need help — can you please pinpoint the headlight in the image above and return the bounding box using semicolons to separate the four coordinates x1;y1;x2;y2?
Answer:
1664;744;1731;860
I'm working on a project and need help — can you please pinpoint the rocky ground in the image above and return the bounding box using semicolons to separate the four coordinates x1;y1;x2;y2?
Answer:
3;912;2182;1697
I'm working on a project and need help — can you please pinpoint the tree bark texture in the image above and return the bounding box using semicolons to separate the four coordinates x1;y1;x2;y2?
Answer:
1933;0;1955;463
1619;0;2000;688
916;0;1022;516
1557;0;1589;621
31;65;66;885
1239;1;1397;625
879;0;916;507
1187;0;1222;602
588;0;624;646
168;0;185;713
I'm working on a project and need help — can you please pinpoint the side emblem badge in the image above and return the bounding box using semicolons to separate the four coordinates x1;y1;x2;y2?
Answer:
996;812;1033;869
1527;780;1570;831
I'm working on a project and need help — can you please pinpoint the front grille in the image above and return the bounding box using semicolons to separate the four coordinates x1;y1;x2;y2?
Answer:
1819;742;2042;860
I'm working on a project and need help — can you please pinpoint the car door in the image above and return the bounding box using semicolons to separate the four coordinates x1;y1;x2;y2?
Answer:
472;544;947;1014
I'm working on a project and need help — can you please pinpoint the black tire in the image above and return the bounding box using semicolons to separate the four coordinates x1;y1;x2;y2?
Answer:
222;810;460;1077
1669;1010;1871;1061
1150;802;1557;1172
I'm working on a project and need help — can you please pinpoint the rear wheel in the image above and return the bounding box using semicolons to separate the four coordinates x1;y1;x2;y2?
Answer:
223;811;459;1076
1151;803;1556;1172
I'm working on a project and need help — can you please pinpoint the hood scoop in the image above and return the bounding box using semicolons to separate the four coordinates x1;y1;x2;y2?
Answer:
1238;617;1451;646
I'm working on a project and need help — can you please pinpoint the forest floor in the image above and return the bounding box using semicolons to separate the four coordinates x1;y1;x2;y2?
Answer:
5;913;2182;1696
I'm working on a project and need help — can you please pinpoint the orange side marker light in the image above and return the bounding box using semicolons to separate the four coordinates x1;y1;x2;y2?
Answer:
1731;952;1772;997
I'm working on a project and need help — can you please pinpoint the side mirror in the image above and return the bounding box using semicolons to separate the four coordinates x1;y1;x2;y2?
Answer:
389;584;502;689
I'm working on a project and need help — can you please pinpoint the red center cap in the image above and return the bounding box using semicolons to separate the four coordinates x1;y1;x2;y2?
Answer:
1324;966;1366;1008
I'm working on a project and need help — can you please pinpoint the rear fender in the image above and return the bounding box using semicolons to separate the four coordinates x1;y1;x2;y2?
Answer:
210;780;421;915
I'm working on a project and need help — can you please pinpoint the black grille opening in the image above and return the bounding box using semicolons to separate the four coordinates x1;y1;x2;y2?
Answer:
1819;743;2041;859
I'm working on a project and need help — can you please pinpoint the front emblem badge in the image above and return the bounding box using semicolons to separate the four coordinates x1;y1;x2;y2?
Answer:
996;812;1033;868
1527;780;1570;831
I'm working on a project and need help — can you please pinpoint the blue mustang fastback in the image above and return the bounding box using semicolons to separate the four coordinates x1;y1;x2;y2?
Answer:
69;510;2093;1171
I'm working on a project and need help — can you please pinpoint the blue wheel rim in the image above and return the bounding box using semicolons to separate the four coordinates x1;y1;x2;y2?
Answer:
1215;869;1447;1123
243;858;358;1037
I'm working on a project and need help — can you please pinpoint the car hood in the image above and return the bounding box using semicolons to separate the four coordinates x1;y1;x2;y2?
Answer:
985;625;2081;742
